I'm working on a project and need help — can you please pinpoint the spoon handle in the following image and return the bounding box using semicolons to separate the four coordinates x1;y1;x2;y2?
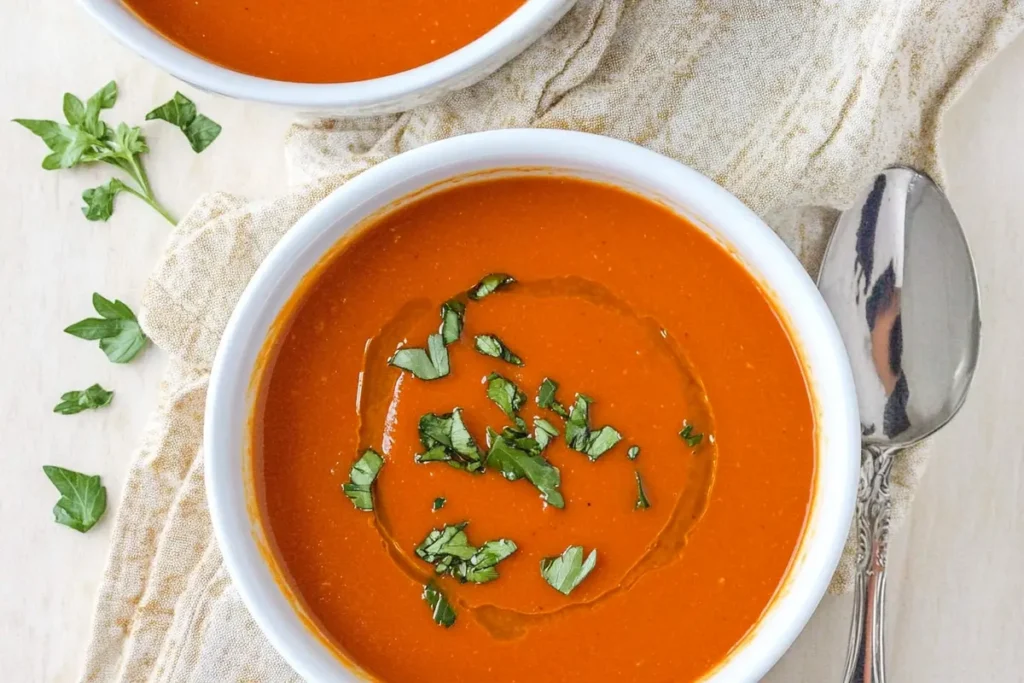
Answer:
842;444;896;683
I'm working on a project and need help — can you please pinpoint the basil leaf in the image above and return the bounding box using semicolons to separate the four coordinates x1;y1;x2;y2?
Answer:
540;545;597;596
536;377;569;417
627;445;640;460
146;92;222;153
64;293;147;363
82;178;126;221
486;427;564;509
533;418;559;450
432;497;446;511
42;465;107;533
184;114;222;153
485;373;527;424
417;523;517;584
84;81;118;137
145;92;197;129
342;449;384;511
415;409;484;473
63;93;86;126
474;334;523;366
389;333;449;380
422;582;456;628
467;273;515;300
54;384;114;415
440;299;465;345
634;471;651;510
566;395;622;460
679;422;704;448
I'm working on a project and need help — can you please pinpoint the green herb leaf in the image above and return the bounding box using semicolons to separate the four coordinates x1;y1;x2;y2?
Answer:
432;497;446;511
467;273;515;300
679;422;704;448
64;293;147;364
536;377;569;417
565;395;622;460
42;465;107;533
81;178;127;221
422;581;456;628
486;427;564;508
415;409;484;473
485;372;527;424
627;445;640;460
13;81;176;223
416;523;517;584
474;334;523;366
54;384;114;415
634;471;651;510
389;333;449;380
146;92;222;153
342;449;384;511
540;545;597;595
440;299;465;345
533;417;559;450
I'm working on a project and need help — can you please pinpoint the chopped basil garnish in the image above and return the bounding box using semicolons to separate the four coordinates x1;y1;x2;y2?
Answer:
432;497;446;511
342;449;384;511
415;522;518;584
474;334;523;366
627;445;640;460
467;273;515;300
536;377;569;417
42;466;107;533
422;582;456;628
440;299;465;345
540;545;598;595
565;395;622;460
680;422;704;448
486;427;564;508
389;333;450;380
415;409;484;473
634;471;651;510
533;417;559;450
485;372;527;428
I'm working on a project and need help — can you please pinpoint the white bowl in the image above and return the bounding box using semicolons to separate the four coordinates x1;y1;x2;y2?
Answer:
206;130;860;682
78;0;576;114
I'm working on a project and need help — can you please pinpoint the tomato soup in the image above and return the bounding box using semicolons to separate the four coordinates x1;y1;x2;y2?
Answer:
122;0;526;83
253;175;815;682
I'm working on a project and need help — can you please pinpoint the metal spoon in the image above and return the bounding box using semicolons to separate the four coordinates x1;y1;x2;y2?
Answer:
817;167;981;683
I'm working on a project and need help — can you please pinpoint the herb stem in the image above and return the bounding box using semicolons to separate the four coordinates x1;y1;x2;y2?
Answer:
126;154;175;224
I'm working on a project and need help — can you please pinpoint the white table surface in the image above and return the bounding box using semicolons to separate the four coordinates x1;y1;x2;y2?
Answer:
2;4;1022;682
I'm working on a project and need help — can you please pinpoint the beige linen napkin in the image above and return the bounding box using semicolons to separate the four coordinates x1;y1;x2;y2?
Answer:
82;2;1024;681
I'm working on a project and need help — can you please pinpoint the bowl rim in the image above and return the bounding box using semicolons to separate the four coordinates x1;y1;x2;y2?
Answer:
205;129;859;682
77;0;574;109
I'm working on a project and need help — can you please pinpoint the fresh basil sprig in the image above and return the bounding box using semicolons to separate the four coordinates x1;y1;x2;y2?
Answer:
565;395;622;460
42;465;107;533
486;426;564;509
415;409;485;473
422;581;456;628
145;92;222;153
474;334;523;366
54;384;114;415
64;293;147;363
342;449;384;511
389;333;449;380
14;81;175;223
540;545;597;595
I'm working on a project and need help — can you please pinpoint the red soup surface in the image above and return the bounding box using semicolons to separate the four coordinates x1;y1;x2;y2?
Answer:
123;0;527;83
253;175;815;682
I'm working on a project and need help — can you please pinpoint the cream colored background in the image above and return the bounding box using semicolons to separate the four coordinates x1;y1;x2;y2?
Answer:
2;3;1023;683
